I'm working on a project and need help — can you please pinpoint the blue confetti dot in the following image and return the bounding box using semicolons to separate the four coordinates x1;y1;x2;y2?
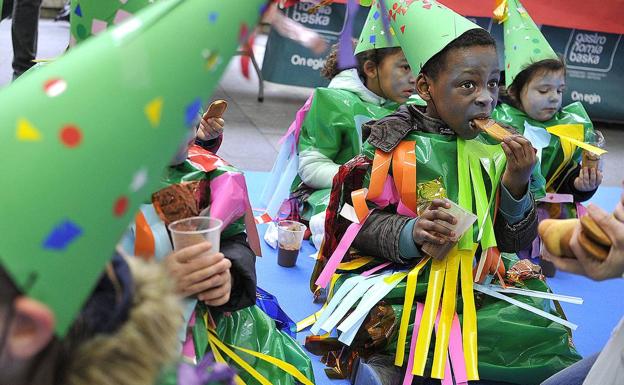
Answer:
373;11;380;20
208;12;219;24
75;4;82;17
369;35;376;44
43;220;83;251
185;98;202;127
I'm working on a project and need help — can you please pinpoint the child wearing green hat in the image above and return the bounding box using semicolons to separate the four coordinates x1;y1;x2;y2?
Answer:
307;1;580;385
492;0;603;275
260;1;418;240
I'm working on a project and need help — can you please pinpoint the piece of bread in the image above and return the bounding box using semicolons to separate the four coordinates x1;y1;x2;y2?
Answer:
580;215;611;247
539;219;578;257
473;119;513;142
578;230;610;261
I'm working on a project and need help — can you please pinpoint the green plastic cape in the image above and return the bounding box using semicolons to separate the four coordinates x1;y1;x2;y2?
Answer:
320;132;580;383
493;102;594;193
194;305;315;385
295;87;399;217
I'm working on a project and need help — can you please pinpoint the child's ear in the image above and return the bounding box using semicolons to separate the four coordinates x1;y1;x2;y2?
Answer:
7;297;55;360
362;59;378;80
416;74;432;101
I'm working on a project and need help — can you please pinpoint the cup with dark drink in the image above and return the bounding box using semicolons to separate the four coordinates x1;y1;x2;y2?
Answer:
277;220;307;267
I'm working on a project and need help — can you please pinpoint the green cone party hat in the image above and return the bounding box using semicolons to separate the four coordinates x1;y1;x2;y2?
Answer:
70;0;162;45
382;0;482;71
355;0;400;55
499;0;558;87
0;0;266;336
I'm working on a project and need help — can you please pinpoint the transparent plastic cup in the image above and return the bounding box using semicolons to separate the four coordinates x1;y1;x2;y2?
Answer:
421;199;478;259
277;220;307;267
168;216;223;253
582;130;605;170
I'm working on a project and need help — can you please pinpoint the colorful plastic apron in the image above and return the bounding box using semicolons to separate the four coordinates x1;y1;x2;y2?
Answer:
308;132;580;384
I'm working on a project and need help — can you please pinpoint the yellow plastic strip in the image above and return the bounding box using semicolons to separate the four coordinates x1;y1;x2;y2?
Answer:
394;256;430;366
207;332;272;385
206;332;247;385
545;124;585;190
338;256;374;270
296;310;322;332
431;248;461;378
213;331;314;385
460;243;480;380
457;139;474;250
547;124;606;155
412;256;447;376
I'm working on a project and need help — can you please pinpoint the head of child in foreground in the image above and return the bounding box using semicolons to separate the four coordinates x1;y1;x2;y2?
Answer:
508;58;566;122
0;259;179;385
322;45;416;104
414;28;500;140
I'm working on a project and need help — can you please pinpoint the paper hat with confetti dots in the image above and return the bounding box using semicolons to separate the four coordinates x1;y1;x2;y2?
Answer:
0;0;266;336
497;0;558;87
354;0;399;55
70;0;160;45
382;0;482;71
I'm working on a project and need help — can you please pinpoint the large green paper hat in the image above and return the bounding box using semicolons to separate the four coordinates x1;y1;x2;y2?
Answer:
0;0;265;336
500;0;558;87
70;0;161;45
382;0;482;71
354;0;399;55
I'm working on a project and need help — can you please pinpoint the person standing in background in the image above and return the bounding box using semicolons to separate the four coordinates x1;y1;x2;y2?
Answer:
1;0;43;79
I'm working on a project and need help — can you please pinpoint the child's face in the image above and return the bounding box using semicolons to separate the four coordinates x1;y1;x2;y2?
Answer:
376;50;417;104
519;69;565;122
419;45;500;139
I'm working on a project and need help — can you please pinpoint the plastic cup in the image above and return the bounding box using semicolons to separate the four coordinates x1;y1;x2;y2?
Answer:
168;216;223;253
277;220;307;267
421;199;478;260
582;130;605;170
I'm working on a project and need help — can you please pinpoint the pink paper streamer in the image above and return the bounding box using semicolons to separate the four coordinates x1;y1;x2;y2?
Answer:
209;172;249;229
576;202;588;217
278;94;314;154
181;311;197;359
397;200;418;218
402;302;425;385
448;313;468;385
369;176;400;209
315;222;362;288
537;193;574;203
362;262;391;277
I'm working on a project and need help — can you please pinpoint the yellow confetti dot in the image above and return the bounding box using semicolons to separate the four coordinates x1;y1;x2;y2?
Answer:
144;97;163;127
16;118;42;141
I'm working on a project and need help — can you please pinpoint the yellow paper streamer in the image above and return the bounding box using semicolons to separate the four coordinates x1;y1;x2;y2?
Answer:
432;248;461;378
394;256;431;366
547;124;607;155
206;332;248;385
545;124;603;190
207;331;273;385
216;332;315;385
412;256;447;375
338;257;374;270
460;243;480;380
493;0;508;23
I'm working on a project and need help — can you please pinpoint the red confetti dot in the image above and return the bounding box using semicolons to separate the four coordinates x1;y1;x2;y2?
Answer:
113;196;129;217
43;78;67;97
59;125;82;148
